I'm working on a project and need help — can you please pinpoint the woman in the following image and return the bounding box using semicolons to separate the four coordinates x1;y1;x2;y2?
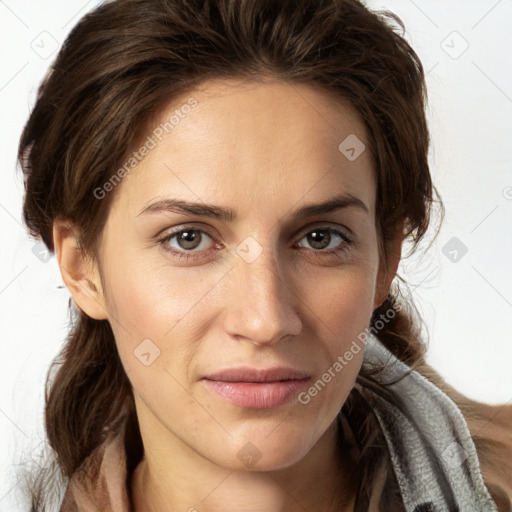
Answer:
18;0;511;510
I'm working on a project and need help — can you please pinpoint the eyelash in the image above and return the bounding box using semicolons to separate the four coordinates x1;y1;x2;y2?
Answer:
157;224;354;262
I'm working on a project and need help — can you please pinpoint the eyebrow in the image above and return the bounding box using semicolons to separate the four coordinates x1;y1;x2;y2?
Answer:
136;192;369;221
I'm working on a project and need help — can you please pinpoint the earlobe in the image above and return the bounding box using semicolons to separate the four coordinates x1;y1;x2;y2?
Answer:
52;218;109;320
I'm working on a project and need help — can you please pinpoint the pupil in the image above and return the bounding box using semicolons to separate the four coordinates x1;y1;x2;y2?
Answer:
309;230;329;249
180;230;200;249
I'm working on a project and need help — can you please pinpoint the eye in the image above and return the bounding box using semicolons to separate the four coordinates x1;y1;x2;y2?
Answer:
295;226;353;256
158;226;217;260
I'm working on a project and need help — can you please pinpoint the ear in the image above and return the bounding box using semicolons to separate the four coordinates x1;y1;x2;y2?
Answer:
52;218;109;320
373;221;405;310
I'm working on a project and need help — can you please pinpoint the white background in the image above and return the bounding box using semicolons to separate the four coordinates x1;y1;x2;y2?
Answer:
1;0;511;509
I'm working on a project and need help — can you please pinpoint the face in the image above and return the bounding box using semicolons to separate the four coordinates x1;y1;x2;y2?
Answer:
65;77;396;472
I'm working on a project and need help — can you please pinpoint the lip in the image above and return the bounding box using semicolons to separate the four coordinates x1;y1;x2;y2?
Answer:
202;366;311;409
203;366;310;383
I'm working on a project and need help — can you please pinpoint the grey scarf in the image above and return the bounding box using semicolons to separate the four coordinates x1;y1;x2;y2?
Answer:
356;333;498;512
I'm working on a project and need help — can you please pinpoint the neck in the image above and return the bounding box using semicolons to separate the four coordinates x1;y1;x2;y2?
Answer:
130;415;356;512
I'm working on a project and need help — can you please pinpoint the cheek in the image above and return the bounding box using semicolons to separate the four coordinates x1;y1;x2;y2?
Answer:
305;263;378;338
103;247;203;331
303;264;377;382
102;251;225;376
286;271;373;445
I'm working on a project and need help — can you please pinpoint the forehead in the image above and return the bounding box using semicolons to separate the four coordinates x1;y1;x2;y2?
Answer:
110;77;375;221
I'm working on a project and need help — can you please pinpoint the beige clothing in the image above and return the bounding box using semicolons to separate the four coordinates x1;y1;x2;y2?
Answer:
60;421;133;512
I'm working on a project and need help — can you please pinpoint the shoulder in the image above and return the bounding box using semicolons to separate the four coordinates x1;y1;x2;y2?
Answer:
467;401;512;511
417;363;512;511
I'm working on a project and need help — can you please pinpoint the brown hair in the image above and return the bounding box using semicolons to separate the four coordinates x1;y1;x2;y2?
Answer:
18;0;511;510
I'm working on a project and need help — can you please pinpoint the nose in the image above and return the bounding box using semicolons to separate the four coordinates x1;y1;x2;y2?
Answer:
223;244;302;346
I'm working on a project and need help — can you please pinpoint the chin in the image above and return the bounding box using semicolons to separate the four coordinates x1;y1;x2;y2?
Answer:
207;427;317;472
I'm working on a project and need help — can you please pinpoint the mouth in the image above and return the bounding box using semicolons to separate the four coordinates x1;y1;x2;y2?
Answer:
202;366;311;409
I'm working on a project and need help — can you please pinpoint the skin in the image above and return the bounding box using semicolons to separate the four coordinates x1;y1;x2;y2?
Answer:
53;77;403;512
